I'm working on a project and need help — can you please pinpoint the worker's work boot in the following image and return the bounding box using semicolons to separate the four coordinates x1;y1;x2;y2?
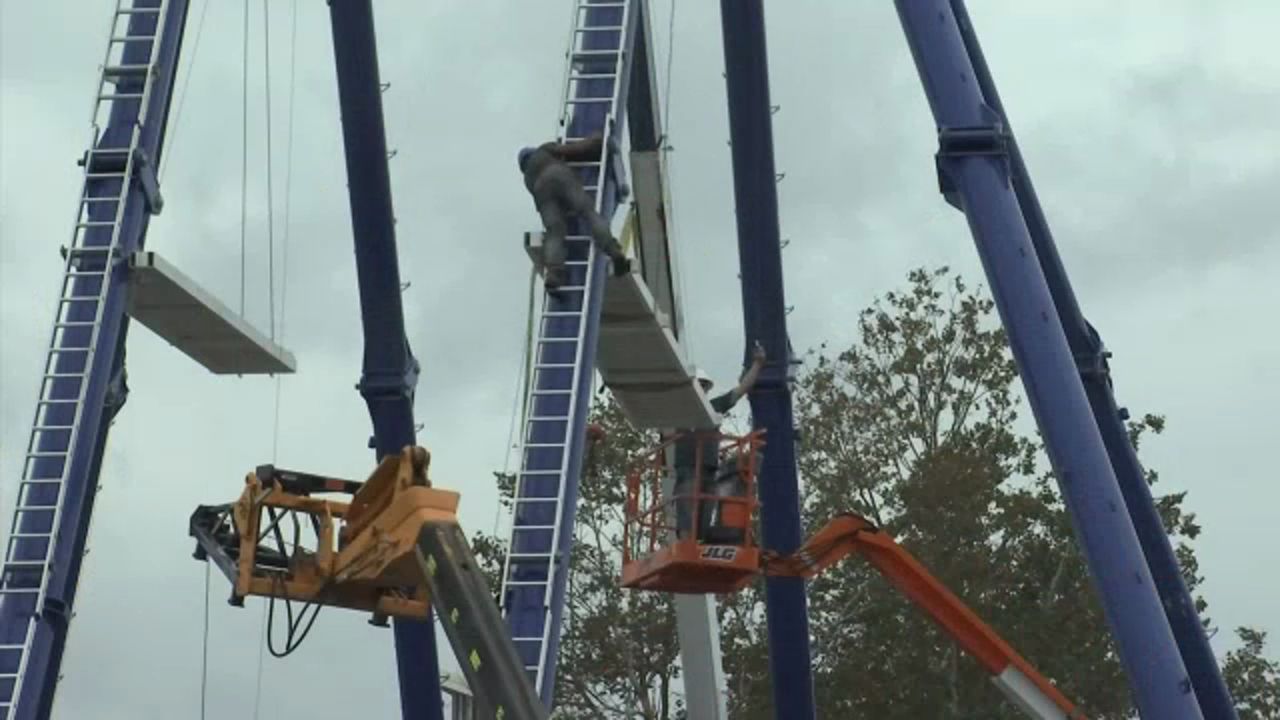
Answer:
544;265;568;293
611;255;631;277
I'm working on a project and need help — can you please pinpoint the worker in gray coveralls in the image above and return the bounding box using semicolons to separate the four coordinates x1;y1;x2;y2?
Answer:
669;343;766;541
517;133;631;291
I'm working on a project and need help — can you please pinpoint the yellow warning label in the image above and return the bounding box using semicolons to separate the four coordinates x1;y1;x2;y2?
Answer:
426;554;437;576
620;205;637;253
450;607;459;625
469;649;482;671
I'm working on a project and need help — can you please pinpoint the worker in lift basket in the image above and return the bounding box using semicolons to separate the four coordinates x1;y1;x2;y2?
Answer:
517;132;631;292
668;343;766;543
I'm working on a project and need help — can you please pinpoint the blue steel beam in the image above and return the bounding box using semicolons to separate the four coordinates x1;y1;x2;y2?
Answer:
718;4;817;719
0;2;190;718
947;4;1236;716
893;2;1202;717
324;2;442;718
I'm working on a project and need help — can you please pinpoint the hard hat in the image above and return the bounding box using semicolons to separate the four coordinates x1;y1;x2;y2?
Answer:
693;367;713;388
517;146;535;171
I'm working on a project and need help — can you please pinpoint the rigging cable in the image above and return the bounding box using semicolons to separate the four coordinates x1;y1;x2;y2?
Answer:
252;0;298;716
494;267;537;537
200;562;210;720
261;0;277;342
159;0;210;181
188;29;210;720
201;0;250;713
239;0;251;315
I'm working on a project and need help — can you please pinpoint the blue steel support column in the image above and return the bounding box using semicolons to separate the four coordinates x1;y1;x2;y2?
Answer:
0;3;190;718
325;2;442;718
718;4;816;719
948;4;1236;716
894;2;1202;717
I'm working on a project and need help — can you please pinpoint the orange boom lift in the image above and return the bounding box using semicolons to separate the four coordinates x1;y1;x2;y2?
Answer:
621;431;1086;720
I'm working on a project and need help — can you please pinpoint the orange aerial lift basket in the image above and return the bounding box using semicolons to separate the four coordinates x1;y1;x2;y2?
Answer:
621;430;766;594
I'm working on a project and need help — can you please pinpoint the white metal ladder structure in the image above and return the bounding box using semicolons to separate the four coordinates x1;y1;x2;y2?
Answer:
500;0;638;707
0;2;172;717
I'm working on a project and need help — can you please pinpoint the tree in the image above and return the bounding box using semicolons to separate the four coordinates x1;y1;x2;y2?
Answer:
1223;628;1280;720
721;266;1272;718
474;266;1277;718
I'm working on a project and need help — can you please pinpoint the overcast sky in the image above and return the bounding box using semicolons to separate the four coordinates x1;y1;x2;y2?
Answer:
2;1;1277;718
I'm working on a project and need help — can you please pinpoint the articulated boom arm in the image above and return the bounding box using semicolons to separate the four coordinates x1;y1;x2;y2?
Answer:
190;447;546;720
765;514;1084;720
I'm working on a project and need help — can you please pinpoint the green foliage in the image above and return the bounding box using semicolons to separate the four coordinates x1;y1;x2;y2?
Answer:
472;266;1275;719
1223;628;1280;719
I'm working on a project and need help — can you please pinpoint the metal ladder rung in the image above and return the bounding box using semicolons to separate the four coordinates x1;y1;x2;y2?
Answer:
2;561;47;569
569;73;617;81
109;34;157;43
81;195;122;203
512;525;559;531
575;2;627;10
57;297;101;305
63;270;108;278
24;452;67;460
565;97;614;105
85;172;127;179
33;424;75;431
502;581;550;588
538;337;579;344
53;322;97;330
97;93;144;101
574;25;624;33
540;311;583;318
528;416;571;422
36;398;80;405
533;363;577;369
531;389;572;397
48;346;92;355
117;6;162;14
0;643;24;650
571;50;620;60
0;588;39;595
510;636;545;643
102;64;151;78
6;534;53;541
76;220;117;228
13;505;56;513
66;246;112;255
507;552;555;560
524;443;566;449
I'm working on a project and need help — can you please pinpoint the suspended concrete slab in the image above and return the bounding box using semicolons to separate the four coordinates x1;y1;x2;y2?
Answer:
599;271;718;430
126;251;296;375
